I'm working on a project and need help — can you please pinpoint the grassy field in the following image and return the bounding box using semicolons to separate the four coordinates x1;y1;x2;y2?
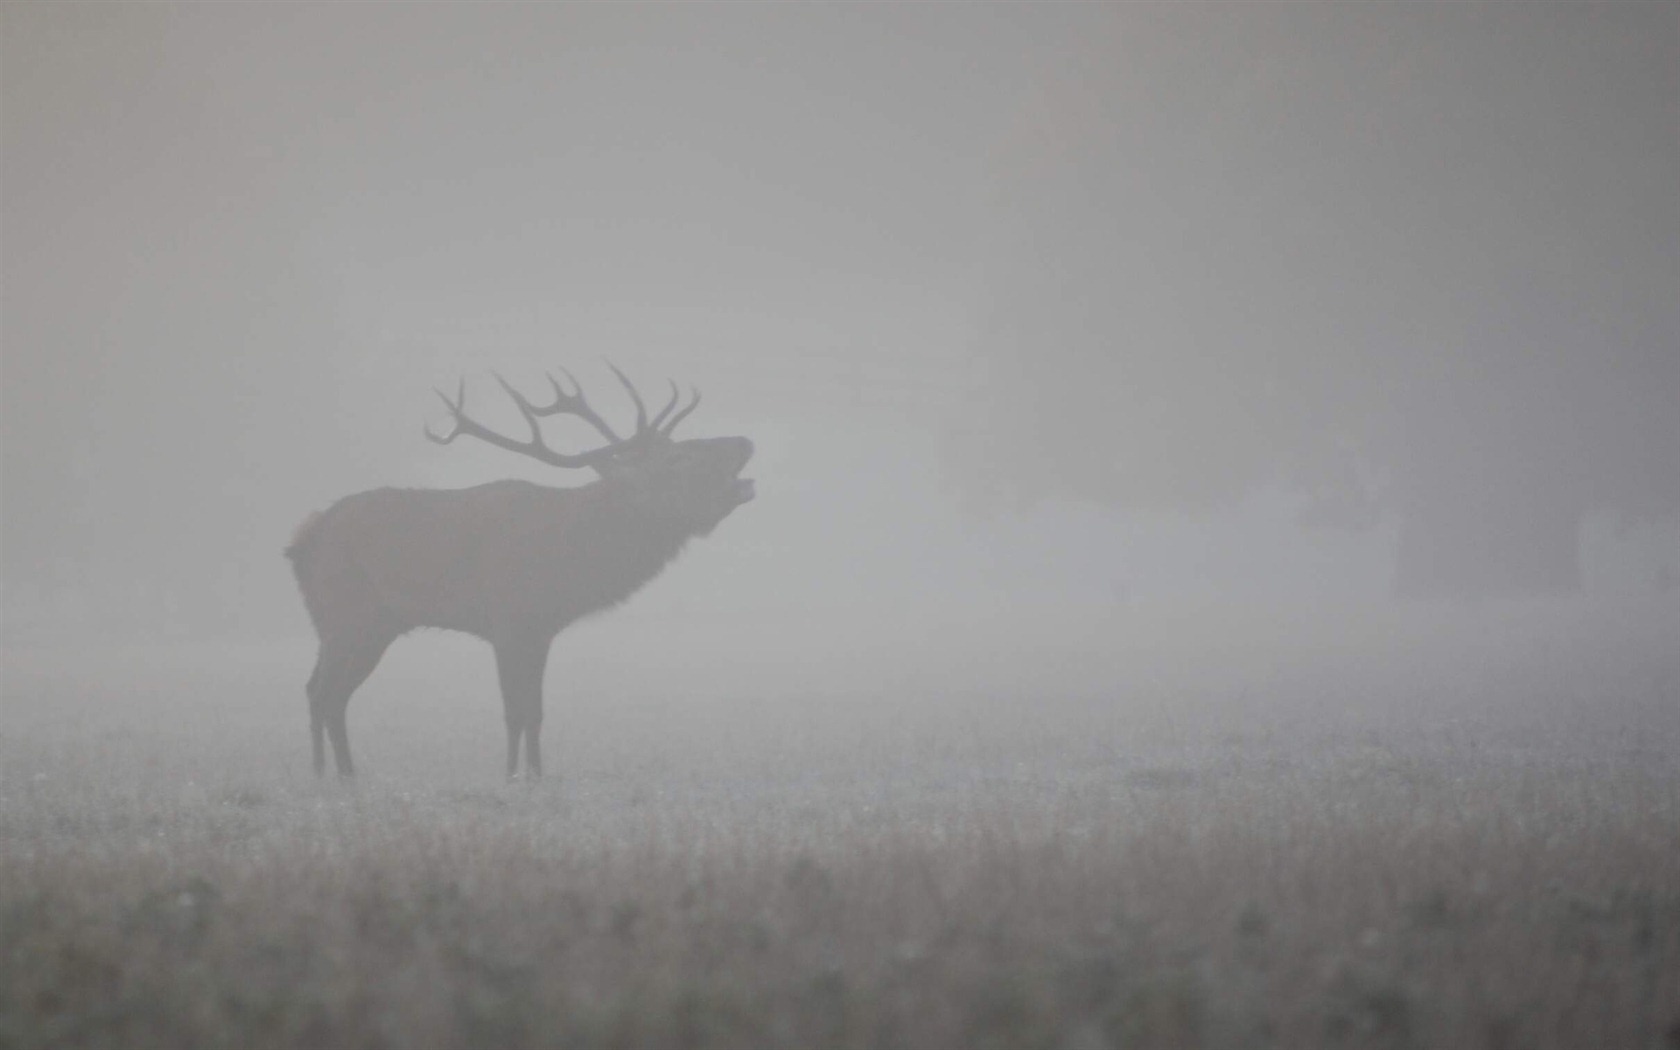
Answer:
3;601;1678;1048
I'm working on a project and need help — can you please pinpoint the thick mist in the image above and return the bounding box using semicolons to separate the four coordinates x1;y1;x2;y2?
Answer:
2;6;1677;1046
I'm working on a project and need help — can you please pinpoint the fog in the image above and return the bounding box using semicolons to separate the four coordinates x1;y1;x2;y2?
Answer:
2;5;1678;1045
5;3;1676;650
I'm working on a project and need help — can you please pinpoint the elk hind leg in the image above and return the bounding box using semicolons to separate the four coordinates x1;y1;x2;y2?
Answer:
307;634;394;778
306;657;328;776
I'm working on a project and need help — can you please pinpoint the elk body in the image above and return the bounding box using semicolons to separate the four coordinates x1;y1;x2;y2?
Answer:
286;366;755;779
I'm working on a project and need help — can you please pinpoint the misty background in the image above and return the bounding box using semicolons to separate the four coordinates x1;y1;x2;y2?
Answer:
3;2;1676;656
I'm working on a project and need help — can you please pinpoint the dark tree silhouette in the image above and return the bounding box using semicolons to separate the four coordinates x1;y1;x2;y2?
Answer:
954;4;1678;597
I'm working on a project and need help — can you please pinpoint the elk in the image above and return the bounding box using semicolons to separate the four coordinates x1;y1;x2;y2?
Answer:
286;365;755;779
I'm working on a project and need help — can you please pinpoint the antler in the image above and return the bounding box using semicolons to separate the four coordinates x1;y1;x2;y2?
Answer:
424;377;620;469
423;363;702;469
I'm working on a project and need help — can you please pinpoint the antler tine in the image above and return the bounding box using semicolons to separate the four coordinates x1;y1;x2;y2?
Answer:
660;385;702;436
648;379;682;431
604;361;650;435
494;372;544;431
424;379;469;444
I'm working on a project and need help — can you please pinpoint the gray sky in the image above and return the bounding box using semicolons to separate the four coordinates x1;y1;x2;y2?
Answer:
3;3;1675;644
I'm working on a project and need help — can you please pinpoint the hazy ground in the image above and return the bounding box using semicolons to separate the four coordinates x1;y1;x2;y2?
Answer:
3;599;1677;1048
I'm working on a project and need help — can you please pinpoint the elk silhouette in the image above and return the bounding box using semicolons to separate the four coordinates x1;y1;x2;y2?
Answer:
286;365;755;779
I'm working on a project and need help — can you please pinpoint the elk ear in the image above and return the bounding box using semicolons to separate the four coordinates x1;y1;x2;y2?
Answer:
587;444;640;479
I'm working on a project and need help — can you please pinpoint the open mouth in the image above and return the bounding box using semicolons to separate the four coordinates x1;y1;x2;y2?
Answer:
712;435;755;508
729;440;756;504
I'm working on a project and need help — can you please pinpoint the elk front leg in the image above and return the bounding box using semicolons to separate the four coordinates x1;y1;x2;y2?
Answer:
524;690;544;779
494;638;549;780
307;657;328;776
503;710;520;780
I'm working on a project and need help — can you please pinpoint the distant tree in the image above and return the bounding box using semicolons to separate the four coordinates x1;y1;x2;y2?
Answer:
954;4;1678;597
